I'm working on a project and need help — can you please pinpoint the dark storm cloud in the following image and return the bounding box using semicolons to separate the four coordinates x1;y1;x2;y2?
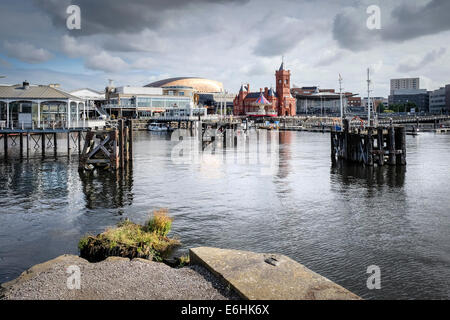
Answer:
33;0;246;35
383;0;450;41
333;0;450;51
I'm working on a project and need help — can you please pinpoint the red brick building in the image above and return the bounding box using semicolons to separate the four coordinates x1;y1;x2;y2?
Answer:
233;62;296;117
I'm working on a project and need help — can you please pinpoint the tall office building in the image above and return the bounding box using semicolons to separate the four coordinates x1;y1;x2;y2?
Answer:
389;78;420;105
390;78;420;93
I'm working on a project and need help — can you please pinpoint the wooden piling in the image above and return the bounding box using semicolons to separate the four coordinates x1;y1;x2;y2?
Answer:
3;133;7;159
377;128;383;166
26;133;30;159
118;119;124;169
128;119;133;159
54;133;57;158
19;133;23;159
41;133;45;158
367;128;373;166
331;132;336;159
395;127;406;165
330;122;406;167
67;132;71;158
78;131;81;155
388;126;396;166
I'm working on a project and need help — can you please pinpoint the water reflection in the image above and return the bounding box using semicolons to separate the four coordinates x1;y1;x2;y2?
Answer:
277;131;292;179
79;164;134;209
331;160;406;189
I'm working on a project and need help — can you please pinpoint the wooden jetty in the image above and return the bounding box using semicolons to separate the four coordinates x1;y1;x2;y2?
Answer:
0;128;86;160
79;119;133;171
331;119;406;166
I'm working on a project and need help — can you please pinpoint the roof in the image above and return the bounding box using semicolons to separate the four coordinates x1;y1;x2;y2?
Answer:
254;92;271;105
145;77;224;93
245;92;263;99
0;83;82;101
70;88;104;95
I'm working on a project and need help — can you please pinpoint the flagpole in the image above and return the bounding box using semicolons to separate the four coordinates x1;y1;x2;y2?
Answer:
339;74;343;124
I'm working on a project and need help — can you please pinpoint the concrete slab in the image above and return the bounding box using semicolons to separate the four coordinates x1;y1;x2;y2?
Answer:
189;247;361;300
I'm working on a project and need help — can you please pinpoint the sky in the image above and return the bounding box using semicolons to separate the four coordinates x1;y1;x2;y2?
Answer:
0;0;449;97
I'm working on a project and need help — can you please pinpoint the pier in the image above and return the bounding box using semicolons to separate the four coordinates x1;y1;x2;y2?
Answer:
0;127;86;160
330;119;406;166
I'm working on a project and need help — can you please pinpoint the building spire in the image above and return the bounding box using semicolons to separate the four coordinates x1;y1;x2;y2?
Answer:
279;55;285;71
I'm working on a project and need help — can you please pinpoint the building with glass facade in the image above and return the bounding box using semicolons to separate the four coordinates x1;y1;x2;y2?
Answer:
104;85;207;118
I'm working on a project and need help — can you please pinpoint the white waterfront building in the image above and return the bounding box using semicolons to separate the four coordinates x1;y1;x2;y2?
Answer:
0;81;86;129
104;85;207;119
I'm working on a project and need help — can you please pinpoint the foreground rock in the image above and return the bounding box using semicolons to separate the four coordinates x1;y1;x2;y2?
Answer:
190;247;361;300
1;255;238;300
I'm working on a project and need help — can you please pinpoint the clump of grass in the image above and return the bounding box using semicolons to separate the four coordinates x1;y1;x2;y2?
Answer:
78;209;179;262
178;254;190;268
146;209;173;237
78;235;91;251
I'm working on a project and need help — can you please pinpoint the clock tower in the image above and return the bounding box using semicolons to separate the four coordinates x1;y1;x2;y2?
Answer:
275;59;296;116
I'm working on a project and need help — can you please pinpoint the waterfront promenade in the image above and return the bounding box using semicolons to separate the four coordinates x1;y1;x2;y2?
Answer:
1;248;359;300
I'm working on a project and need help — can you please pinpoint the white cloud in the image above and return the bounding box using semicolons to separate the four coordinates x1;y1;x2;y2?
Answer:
85;51;129;73
4;41;53;63
61;36;128;73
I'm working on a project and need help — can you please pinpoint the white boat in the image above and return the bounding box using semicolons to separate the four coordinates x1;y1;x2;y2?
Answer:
148;123;172;132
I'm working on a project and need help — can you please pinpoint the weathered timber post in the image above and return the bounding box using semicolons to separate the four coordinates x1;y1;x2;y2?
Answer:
26;133;30;159
118;119;124;169
54;133;57;158
78;131;81;155
367;127;374;166
79;129;93;169
41;133;45;158
113;129;119;170
395;127;406;165
125;124;129;162
19;133;23;159
127;119;133;159
377;128;384;166
388;126;396;166
4;133;8;159
67;131;71;158
331;132;336;160
343;119;349;160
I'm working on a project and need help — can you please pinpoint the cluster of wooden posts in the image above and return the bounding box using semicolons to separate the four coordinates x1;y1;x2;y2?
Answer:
331;119;406;166
79;119;133;170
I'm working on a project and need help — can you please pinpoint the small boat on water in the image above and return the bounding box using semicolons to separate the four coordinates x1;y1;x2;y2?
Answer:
406;127;420;136
148;123;173;132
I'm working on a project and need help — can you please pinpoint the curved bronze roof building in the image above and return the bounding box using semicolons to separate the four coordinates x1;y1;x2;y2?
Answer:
145;77;224;93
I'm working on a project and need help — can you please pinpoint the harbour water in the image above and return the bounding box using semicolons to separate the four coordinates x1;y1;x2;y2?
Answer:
0;130;449;299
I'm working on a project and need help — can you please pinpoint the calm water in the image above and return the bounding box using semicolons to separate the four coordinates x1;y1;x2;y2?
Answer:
0;130;449;300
